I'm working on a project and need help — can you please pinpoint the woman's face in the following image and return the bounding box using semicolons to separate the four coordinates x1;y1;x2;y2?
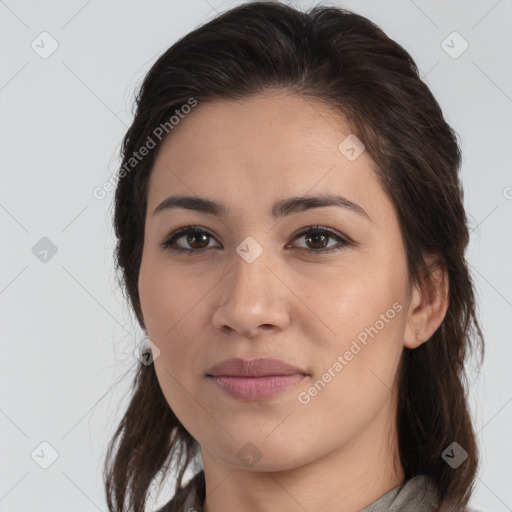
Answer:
138;90;419;475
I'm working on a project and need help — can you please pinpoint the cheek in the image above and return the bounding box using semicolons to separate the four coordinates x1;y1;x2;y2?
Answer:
299;287;405;436
143;271;206;433
139;259;208;373
140;274;198;379
304;265;406;387
139;261;198;339
304;264;402;339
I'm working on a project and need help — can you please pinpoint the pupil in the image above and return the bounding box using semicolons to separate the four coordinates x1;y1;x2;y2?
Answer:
188;232;208;248
307;233;327;249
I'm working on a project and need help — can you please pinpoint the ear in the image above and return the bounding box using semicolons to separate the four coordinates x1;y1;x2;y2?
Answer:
403;254;449;349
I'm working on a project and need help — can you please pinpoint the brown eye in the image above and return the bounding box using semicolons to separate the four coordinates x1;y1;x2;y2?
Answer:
304;231;329;250
161;226;219;253
290;226;350;255
181;231;210;249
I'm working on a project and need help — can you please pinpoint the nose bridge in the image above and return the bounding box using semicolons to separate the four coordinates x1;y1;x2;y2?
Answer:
212;241;290;335
226;242;278;304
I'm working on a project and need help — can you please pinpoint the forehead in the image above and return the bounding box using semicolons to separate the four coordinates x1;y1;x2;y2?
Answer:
146;91;392;225
154;91;354;166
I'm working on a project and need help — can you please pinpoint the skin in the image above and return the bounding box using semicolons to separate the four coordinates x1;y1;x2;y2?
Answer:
138;90;449;512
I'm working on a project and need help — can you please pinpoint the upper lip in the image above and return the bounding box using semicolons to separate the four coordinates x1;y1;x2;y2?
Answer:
207;357;307;377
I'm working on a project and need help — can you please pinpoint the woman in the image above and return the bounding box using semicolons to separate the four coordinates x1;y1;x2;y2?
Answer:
103;2;485;511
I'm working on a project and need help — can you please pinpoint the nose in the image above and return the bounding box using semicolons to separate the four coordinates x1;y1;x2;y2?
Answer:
212;251;291;339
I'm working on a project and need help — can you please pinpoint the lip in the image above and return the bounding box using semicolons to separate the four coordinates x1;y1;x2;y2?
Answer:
206;357;307;377
206;357;307;401
208;374;306;401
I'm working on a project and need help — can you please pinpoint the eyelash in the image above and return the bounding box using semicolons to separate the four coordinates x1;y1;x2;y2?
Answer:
160;224;351;256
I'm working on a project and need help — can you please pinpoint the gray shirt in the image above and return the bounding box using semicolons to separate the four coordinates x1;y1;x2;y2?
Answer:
156;471;468;512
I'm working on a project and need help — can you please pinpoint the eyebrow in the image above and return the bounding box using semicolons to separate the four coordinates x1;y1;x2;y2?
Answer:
153;193;371;221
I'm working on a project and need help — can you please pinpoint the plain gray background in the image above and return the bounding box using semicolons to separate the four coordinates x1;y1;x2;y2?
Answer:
1;0;511;510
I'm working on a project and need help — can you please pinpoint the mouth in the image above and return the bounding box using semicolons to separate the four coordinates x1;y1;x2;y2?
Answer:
206;357;307;400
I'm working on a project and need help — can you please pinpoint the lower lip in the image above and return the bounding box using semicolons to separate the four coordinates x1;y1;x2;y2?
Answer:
208;374;306;400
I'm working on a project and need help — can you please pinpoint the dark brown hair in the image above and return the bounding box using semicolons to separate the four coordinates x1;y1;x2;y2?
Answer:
103;1;485;511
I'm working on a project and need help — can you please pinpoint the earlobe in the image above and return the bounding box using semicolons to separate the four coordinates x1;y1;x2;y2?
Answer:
403;256;449;350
